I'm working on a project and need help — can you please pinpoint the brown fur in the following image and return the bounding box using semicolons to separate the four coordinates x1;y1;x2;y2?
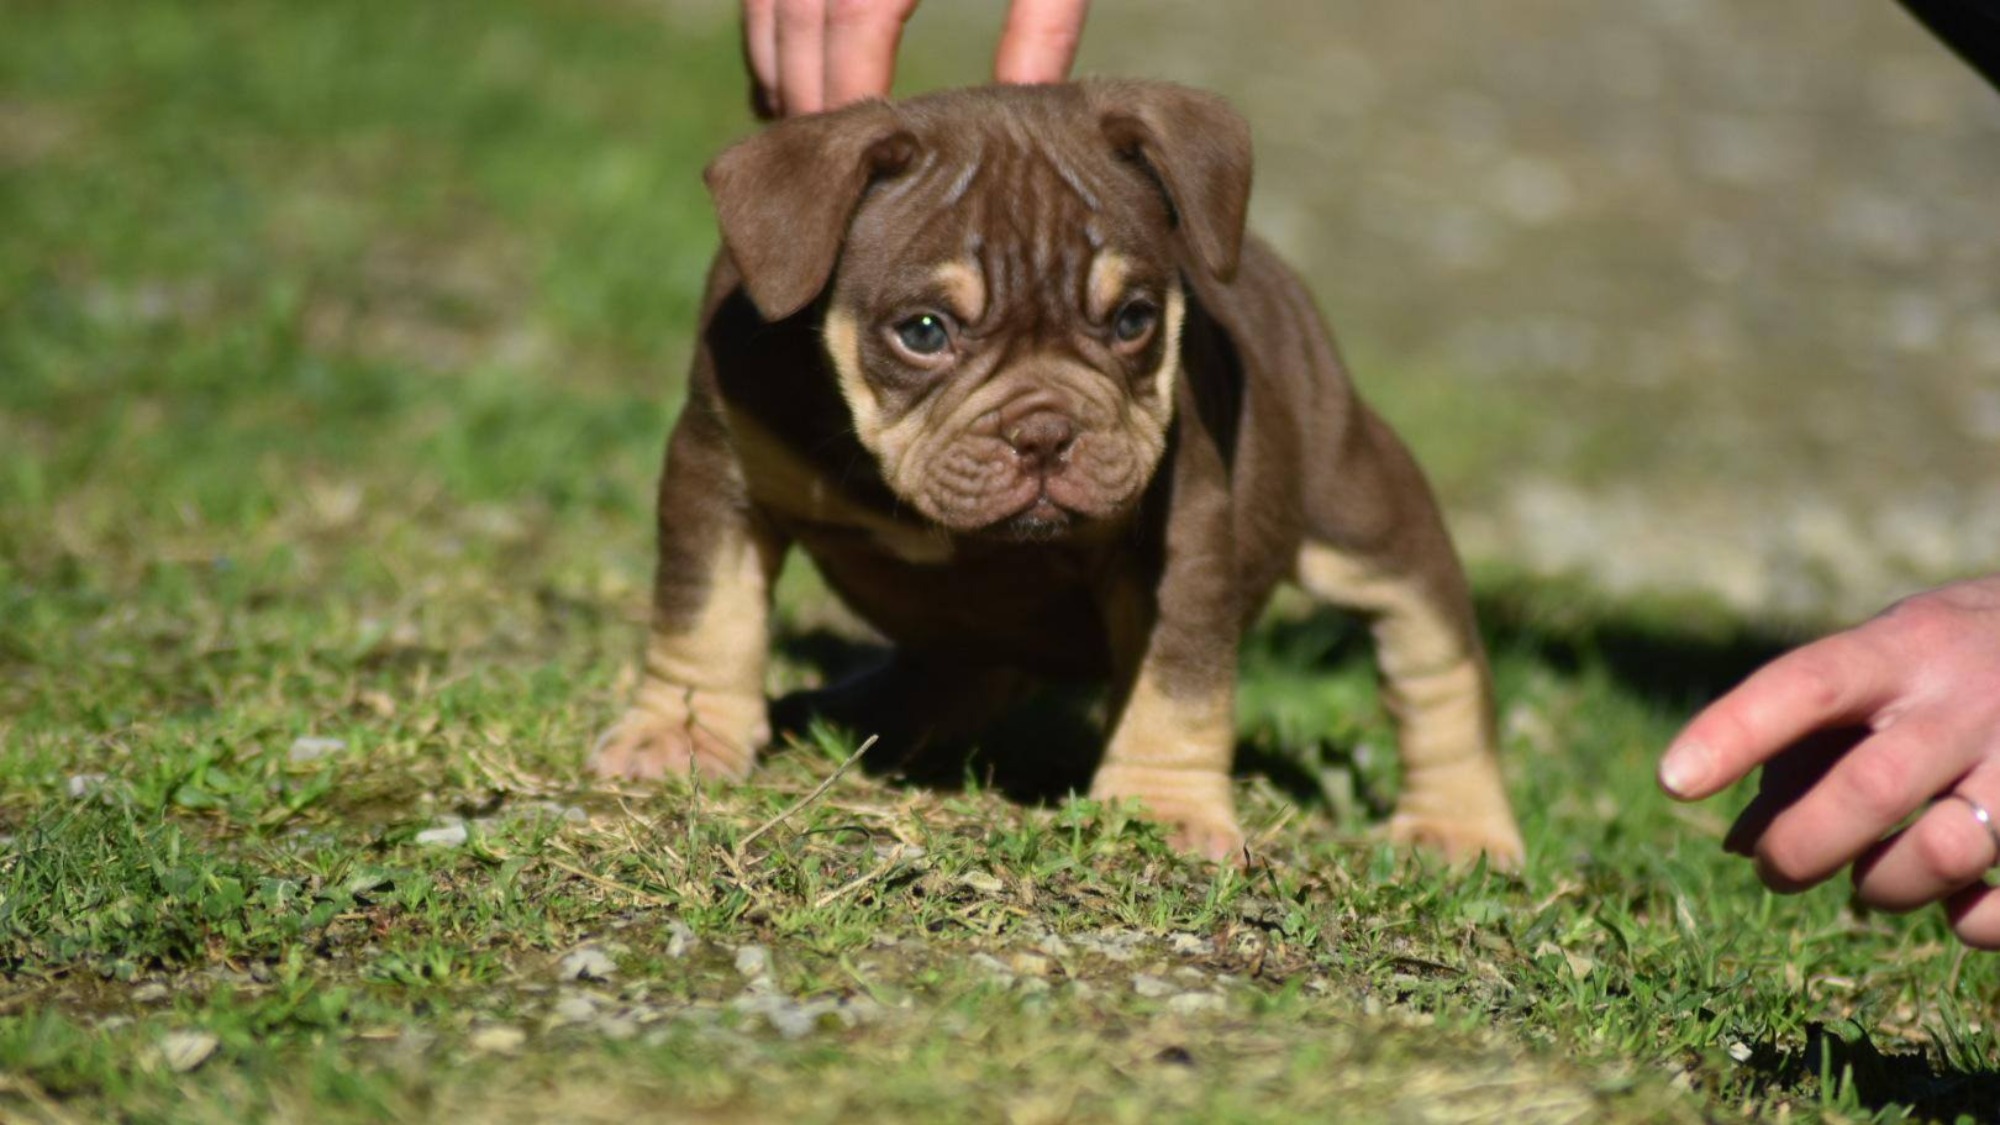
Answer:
591;81;1523;866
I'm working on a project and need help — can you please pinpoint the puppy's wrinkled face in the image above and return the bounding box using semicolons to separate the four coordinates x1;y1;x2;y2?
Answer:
825;125;1185;541
705;82;1250;541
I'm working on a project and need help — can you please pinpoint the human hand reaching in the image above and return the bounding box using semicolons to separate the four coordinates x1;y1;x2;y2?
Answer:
742;0;1090;118
1659;575;2000;947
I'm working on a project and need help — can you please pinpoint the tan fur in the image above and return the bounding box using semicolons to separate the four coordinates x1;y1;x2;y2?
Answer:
730;408;954;565
1091;671;1243;861
590;527;777;781
1295;542;1523;860
1086;572;1243;860
1085;251;1131;320
934;260;986;323
1151;286;1186;407
824;308;889;450
823;307;935;496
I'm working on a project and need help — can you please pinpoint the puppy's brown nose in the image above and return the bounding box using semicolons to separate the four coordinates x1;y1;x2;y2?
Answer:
1006;412;1076;472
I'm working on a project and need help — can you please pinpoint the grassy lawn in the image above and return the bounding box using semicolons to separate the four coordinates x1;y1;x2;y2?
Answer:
3;2;1996;1121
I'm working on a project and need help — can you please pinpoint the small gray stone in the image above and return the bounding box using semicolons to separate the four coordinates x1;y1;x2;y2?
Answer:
969;953;1014;981
469;1025;526;1053
558;948;617;983
729;993;868;1041
1166;992;1226;1016
131;982;170;1004
392;1027;437;1061
509;801;588;826
734;944;773;981
287;736;346;763
551;993;600;1024
1073;930;1147;962
664;921;697;959
66;773;108;800
959;870;1004;895
159;1030;219;1073
765;1004;822;1040
1167;932;1208;956
1131;974;1175;999
414;820;468;847
1007;952;1054;978
595;1015;639;1041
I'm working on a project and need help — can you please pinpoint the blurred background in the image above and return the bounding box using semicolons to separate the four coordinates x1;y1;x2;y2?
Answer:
967;0;2000;622
5;0;1998;636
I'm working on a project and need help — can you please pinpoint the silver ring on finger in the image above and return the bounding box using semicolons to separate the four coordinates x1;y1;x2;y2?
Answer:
1941;792;2000;868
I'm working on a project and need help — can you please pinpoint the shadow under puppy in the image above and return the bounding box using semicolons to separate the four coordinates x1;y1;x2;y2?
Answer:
593;81;1523;866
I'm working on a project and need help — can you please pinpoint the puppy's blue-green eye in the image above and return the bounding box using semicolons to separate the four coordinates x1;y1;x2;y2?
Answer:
1113;299;1158;344
894;313;952;356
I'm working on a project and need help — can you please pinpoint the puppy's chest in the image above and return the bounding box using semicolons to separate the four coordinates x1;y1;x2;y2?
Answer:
728;412;1124;673
792;524;1119;676
729;410;955;564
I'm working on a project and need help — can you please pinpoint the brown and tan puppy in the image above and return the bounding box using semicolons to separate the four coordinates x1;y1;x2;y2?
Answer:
591;81;1523;866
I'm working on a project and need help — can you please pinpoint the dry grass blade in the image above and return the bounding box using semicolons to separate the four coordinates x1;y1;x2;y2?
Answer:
733;735;877;858
541;855;672;908
812;844;916;909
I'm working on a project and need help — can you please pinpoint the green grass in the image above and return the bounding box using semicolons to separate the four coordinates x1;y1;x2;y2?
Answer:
3;2;1997;1122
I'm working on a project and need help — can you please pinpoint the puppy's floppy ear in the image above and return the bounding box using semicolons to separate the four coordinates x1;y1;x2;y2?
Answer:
703;101;916;321
1090;81;1252;282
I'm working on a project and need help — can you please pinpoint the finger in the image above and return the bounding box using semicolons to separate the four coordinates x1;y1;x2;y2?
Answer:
1945;881;2000;950
1853;772;2000;912
1748;717;1979;893
775;0;828;116
744;0;780;118
1659;630;1899;801
994;0;1090;84
825;0;918;109
1720;727;1863;857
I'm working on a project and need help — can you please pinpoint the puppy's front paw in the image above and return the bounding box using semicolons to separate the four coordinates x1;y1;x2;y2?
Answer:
1090;765;1246;865
589;693;767;784
1387;807;1525;871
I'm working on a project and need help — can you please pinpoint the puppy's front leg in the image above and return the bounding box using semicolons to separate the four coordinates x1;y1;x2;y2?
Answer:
1091;639;1243;862
1088;441;1246;863
592;402;784;783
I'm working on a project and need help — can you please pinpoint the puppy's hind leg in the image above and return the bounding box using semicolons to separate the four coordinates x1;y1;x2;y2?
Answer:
1296;406;1524;867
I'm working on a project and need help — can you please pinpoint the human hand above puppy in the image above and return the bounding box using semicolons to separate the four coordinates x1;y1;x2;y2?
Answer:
1659;575;2000;947
741;0;1090;118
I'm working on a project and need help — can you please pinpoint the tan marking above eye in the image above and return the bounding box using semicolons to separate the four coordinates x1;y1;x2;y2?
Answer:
931;261;986;324
1085;251;1132;323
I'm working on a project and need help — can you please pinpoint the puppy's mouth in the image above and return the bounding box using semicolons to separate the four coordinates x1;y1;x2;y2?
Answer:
982;492;1078;543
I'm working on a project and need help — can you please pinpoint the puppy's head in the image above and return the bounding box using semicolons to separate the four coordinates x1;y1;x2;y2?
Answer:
704;82;1251;540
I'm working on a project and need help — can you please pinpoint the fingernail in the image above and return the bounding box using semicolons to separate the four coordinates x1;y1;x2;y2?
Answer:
1659;740;1712;799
